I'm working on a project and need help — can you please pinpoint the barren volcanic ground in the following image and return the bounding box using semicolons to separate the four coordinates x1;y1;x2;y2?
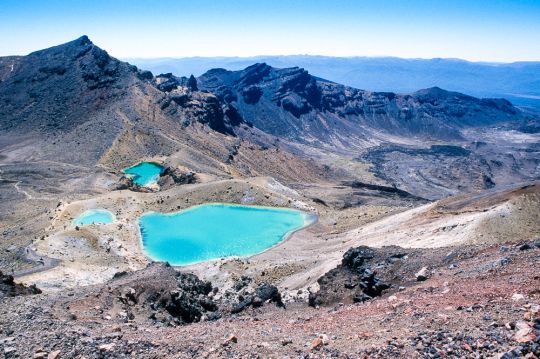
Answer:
1;37;539;358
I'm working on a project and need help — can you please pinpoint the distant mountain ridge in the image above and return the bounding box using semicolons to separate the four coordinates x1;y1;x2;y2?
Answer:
127;56;540;110
197;62;521;144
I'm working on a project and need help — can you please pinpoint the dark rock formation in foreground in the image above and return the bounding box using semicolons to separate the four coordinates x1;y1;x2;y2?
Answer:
309;246;390;307
231;282;284;313
107;263;220;326
98;263;285;327
0;270;41;299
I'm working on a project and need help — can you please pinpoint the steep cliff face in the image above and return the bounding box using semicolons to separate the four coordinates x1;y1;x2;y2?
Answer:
151;72;239;136
198;63;521;143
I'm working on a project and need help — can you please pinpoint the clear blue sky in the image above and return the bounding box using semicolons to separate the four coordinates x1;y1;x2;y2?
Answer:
1;0;539;61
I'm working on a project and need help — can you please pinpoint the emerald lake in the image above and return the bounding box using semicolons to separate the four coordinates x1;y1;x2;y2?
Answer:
73;209;115;226
138;204;314;266
123;162;165;187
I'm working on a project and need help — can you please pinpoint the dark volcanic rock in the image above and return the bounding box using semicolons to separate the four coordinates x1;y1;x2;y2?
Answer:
156;73;180;92
242;85;263;104
345;180;428;202
111;263;219;325
231;282;284;313
114;176;152;193
155;75;238;135
310;246;390;307
0;270;41;298
254;282;284;307
358;142;531;200
342;246;375;271
157;167;196;188
162;273;216;323
187;74;198;91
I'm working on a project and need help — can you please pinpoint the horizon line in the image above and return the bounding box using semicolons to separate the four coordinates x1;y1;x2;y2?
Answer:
120;54;540;65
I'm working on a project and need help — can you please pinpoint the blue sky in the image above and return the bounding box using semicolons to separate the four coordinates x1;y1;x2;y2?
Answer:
1;0;539;61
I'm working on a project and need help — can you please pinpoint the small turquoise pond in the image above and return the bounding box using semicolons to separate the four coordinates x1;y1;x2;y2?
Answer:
123;162;165;186
139;204;314;266
73;209;115;226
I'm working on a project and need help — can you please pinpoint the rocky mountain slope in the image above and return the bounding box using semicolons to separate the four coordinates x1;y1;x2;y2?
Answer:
0;36;237;167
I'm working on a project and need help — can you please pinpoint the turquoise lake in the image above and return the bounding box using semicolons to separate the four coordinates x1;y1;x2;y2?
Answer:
73;209;115;226
123;162;165;186
139;204;314;266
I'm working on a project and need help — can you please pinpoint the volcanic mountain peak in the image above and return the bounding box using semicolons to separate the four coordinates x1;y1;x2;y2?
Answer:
28;35;93;56
0;36;146;132
0;36;242;168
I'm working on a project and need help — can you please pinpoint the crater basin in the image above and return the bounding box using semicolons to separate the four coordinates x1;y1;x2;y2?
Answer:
139;203;315;266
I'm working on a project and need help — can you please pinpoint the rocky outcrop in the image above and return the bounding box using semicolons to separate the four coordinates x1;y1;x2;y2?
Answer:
154;73;238;135
150;272;218;324
309;246;390;307
0;270;41;298
115;168;196;192
107;264;286;325
114;176;154;193
231;282;284;314
109;263;221;326
345;180;428;202
157;167;196;189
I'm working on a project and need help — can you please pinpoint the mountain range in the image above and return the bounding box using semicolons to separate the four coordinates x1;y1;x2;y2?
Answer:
1;36;538;201
127;55;540;110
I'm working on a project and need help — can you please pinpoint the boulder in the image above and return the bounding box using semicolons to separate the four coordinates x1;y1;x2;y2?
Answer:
159;167;196;186
110;265;219;325
309;245;390;306
415;267;429;281
231;282;284;313
255;282;284;307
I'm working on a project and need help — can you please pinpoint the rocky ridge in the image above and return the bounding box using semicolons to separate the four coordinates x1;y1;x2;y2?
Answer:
198;63;522;143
